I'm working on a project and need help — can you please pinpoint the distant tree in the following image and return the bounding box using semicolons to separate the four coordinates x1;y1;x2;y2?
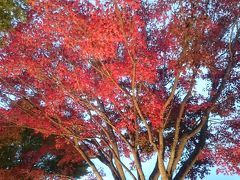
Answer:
0;125;89;179
0;0;239;179
0;0;27;46
0;0;27;31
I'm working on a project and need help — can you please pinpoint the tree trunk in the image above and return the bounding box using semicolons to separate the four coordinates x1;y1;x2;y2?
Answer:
112;143;126;180
132;150;145;180
73;139;103;180
149;159;160;180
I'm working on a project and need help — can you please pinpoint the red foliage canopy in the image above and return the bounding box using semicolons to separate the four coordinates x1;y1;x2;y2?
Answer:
0;0;239;179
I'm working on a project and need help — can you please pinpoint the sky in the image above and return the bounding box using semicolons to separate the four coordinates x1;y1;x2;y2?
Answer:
86;155;240;180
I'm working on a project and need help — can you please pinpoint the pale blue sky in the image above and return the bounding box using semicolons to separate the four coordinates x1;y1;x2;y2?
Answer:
87;155;240;180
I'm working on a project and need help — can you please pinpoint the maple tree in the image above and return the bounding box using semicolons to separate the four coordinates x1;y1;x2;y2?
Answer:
0;1;89;179
0;0;239;179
